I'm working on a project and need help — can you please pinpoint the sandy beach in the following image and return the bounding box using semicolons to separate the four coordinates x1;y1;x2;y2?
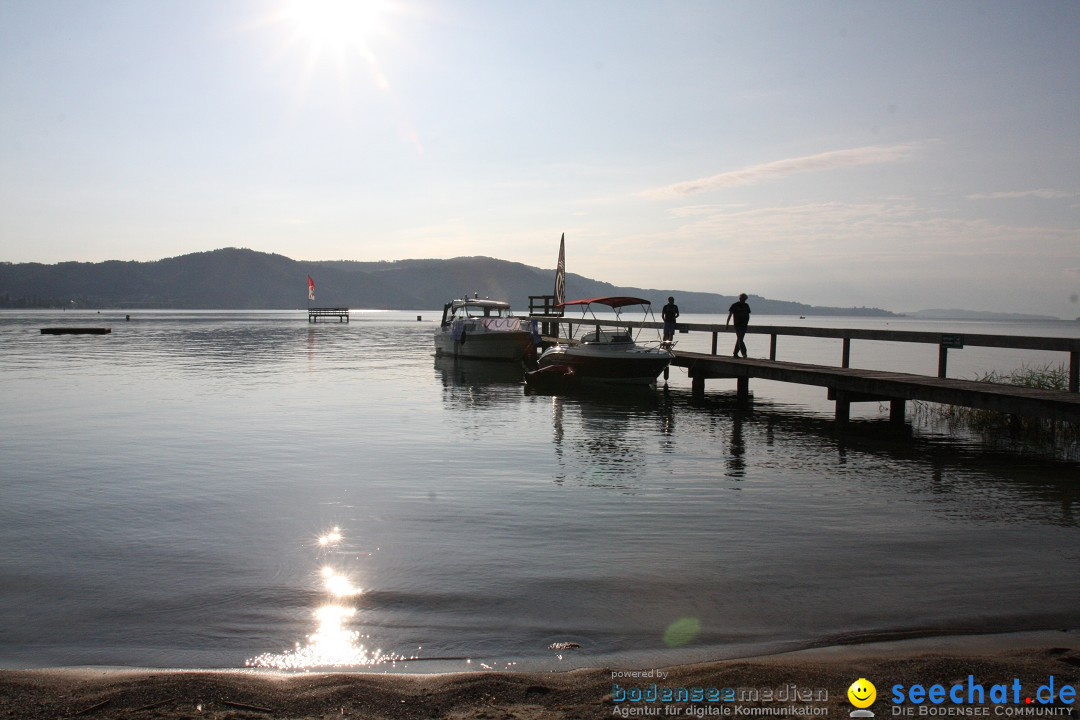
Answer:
2;632;1078;720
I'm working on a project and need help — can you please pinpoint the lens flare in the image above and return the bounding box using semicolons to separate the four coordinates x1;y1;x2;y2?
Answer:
663;617;701;648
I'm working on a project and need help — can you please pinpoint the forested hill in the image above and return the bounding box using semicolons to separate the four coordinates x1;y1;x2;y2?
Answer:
0;247;895;316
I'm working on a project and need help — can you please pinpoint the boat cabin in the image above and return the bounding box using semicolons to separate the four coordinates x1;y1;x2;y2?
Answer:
440;298;515;327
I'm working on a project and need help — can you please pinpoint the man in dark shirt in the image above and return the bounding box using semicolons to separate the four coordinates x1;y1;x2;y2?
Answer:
661;296;679;344
726;293;751;357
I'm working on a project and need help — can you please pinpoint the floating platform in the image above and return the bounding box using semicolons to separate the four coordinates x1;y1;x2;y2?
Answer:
308;307;349;323
41;328;112;335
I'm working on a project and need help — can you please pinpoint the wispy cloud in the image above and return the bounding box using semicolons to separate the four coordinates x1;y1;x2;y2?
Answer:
641;143;923;199
966;188;1076;200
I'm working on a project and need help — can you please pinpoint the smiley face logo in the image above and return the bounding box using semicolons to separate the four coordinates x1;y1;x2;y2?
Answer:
848;678;876;708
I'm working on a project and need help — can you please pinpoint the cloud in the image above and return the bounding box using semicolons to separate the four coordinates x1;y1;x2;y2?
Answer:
641;143;923;199
966;188;1076;200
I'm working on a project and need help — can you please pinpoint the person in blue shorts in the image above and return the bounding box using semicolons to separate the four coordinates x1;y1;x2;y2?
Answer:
661;296;679;344
726;293;751;357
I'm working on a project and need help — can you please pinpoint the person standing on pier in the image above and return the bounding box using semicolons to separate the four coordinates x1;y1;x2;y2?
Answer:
661;296;680;345
726;293;751;357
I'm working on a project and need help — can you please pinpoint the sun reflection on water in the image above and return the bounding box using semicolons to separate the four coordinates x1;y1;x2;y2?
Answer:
246;527;408;670
317;526;343;547
321;566;362;597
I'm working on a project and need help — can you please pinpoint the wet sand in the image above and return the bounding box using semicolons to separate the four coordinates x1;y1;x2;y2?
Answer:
2;632;1078;719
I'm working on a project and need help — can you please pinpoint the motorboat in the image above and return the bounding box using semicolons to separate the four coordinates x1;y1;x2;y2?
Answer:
531;297;674;386
434;296;537;361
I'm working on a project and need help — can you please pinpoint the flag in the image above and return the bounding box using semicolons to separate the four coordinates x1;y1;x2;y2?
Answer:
307;275;315;302
553;233;565;307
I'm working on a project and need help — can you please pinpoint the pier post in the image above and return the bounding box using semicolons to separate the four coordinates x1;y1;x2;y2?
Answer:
736;377;750;409
937;345;949;378
890;399;906;425
770;334;777;361
1071;351;1079;393
834;390;851;425
711;332;718;355
692;376;705;403
842;338;851;368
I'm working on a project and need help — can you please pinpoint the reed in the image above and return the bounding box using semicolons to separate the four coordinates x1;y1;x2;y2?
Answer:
911;363;1079;455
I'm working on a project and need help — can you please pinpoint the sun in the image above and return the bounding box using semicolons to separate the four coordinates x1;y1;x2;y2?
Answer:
279;0;390;56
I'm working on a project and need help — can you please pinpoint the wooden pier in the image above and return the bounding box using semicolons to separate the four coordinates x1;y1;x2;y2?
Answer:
673;352;1080;424
530;315;1080;424
308;307;349;323
528;295;563;339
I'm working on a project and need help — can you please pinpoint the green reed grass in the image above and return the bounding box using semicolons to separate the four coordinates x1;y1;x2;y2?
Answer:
911;363;1078;455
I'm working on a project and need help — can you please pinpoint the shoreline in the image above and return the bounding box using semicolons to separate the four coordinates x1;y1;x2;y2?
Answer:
3;631;1078;719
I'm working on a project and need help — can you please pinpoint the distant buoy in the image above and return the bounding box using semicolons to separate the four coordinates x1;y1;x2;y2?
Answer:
417;315;422;321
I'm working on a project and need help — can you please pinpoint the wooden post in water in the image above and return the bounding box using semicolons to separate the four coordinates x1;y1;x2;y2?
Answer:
842;338;851;368
692;376;705;403
938;345;949;378
770;334;778;361
835;390;851;424
736;377;750;409
890;399;906;425
1071;351;1079;393
711;331;718;355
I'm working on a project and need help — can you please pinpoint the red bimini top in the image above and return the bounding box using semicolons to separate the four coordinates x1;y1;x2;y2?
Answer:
555;296;652;309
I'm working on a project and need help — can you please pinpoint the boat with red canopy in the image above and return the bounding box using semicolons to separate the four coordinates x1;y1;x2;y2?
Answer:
529;296;674;386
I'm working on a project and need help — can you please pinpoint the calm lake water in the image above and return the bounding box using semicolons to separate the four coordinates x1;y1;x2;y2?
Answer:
1;309;1078;672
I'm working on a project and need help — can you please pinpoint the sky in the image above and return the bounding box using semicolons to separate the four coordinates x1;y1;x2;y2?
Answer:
1;1;1079;317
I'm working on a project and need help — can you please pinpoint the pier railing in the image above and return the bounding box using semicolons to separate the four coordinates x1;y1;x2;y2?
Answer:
529;315;1080;393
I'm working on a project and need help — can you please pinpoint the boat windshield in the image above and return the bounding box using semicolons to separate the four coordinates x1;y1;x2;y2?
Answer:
455;304;511;319
444;299;515;322
581;330;634;344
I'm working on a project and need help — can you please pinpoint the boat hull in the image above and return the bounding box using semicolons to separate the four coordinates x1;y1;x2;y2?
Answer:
536;345;672;385
524;363;580;391
434;328;534;361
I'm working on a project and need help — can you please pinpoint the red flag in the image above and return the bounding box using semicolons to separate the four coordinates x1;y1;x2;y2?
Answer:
307;275;315;301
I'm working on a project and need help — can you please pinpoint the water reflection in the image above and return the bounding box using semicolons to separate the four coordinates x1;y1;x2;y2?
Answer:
434;356;525;411
246;527;407;670
547;392;668;489
541;383;1079;527
683;389;1080;527
726;412;746;479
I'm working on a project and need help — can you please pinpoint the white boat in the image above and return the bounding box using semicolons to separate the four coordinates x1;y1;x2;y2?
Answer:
530;296;674;386
434;297;537;361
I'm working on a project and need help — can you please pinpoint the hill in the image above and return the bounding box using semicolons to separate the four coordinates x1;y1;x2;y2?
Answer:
0;247;896;316
904;308;1061;322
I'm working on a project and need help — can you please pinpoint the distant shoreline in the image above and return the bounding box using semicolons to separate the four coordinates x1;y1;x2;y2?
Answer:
1;307;1072;323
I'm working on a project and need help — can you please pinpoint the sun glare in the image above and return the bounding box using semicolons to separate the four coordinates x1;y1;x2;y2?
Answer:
281;0;389;54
